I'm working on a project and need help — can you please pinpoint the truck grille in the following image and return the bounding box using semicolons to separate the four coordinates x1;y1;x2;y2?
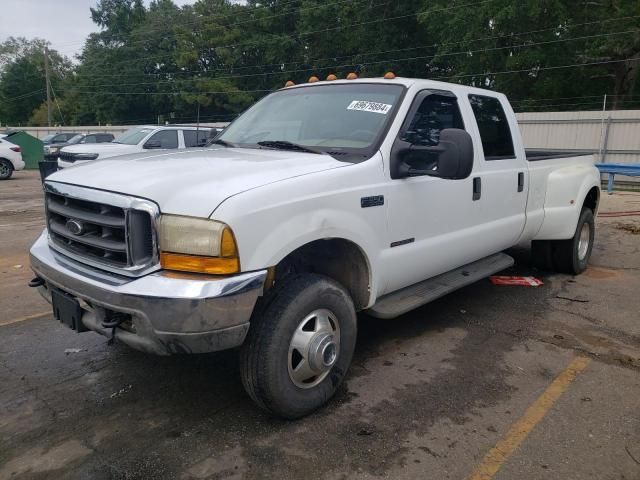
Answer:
45;189;156;274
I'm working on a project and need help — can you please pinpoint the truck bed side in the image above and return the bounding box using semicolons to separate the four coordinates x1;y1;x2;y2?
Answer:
526;149;597;162
524;154;600;241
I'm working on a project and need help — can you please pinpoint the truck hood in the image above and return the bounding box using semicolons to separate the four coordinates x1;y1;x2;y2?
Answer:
61;142;137;158
47;147;349;217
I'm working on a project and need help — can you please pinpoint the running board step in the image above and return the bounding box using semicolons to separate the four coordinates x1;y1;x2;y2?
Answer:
368;253;514;319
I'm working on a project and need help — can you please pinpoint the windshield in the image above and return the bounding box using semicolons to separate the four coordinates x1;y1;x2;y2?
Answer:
68;135;84;144
113;127;154;145
219;83;405;161
42;134;55;142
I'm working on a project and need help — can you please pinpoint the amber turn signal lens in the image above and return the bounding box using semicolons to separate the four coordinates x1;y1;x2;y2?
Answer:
160;252;240;275
220;227;238;258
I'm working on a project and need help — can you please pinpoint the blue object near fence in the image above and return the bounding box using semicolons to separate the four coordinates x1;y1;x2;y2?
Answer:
595;163;640;194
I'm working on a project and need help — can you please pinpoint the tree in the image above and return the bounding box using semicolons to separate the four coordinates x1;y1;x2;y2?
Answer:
573;0;640;109
0;38;72;125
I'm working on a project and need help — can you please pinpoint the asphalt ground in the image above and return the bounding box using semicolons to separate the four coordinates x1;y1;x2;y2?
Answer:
1;170;639;480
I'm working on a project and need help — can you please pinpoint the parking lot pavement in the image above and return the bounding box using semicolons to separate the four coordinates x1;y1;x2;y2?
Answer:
1;171;639;480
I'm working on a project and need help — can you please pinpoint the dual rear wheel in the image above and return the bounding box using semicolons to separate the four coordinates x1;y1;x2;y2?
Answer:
532;207;595;274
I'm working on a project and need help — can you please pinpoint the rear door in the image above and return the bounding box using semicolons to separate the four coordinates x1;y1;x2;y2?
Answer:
467;94;528;249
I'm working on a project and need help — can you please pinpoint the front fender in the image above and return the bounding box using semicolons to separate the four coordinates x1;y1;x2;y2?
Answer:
534;163;600;240
241;207;379;301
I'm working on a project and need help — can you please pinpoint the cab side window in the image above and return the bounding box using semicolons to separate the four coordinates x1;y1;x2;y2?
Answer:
183;130;210;147
468;95;515;160
401;94;464;146
400;93;465;170
147;130;178;149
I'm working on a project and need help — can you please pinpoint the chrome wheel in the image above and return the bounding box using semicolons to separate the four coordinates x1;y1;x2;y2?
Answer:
288;308;340;389
578;222;591;261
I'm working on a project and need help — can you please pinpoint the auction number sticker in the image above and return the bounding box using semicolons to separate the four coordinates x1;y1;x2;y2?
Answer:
347;100;393;115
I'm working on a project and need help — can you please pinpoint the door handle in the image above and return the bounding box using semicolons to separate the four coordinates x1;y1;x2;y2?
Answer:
473;177;481;201
518;172;525;192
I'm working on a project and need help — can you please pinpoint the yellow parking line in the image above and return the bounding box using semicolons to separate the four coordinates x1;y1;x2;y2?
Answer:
467;356;591;480
0;311;51;327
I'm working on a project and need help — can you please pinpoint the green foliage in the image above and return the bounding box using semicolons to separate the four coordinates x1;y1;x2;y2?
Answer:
0;37;73;125
0;0;639;126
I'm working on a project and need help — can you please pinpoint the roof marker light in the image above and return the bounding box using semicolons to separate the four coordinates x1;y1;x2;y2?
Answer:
384;71;396;79
326;74;337;81
284;80;295;87
308;76;320;83
346;72;358;80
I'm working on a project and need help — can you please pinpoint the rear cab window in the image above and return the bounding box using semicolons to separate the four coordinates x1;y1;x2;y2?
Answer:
468;95;515;160
183;129;211;147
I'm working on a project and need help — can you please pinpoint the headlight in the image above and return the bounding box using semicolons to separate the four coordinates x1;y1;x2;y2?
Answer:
49;146;59;153
158;215;239;274
75;153;99;160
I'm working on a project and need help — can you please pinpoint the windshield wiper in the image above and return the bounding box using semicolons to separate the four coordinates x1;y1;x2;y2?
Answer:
210;139;237;148
256;140;324;155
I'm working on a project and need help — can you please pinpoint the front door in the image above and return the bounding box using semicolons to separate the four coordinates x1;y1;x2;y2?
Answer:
381;90;489;295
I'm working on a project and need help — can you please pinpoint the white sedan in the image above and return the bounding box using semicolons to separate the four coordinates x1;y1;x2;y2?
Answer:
0;138;25;180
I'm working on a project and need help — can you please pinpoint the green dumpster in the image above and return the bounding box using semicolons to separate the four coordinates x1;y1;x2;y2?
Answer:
4;131;43;169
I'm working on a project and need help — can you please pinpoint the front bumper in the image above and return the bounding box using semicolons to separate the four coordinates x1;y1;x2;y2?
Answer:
30;230;267;355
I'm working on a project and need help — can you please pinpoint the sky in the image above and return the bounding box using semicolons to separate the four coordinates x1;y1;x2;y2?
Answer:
0;0;195;59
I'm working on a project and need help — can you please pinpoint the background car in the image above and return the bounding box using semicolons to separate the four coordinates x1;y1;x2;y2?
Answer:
41;132;81;145
44;133;115;160
0;138;25;179
58;125;212;168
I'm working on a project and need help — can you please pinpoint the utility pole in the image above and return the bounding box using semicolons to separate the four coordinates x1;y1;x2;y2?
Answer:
44;46;52;127
598;94;607;162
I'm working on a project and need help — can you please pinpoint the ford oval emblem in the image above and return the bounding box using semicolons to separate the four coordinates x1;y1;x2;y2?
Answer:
65;219;84;235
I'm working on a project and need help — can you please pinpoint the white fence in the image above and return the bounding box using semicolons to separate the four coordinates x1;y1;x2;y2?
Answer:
516;110;640;165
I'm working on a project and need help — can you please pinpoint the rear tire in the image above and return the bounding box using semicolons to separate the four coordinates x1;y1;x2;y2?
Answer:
239;273;357;419
552;208;595;275
0;159;13;180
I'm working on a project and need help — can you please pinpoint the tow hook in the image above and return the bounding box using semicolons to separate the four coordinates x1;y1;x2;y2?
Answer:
28;277;45;288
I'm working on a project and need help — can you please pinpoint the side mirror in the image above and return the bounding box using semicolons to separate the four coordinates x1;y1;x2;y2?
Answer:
144;139;162;149
391;128;474;180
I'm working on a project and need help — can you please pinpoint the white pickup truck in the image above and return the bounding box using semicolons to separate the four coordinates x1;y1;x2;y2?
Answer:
30;77;600;418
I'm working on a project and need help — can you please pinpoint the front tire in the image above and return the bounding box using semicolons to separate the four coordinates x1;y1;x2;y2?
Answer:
0;159;13;180
240;273;357;419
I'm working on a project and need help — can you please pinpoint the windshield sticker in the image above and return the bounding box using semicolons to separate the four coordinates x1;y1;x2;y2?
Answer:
347;100;393;115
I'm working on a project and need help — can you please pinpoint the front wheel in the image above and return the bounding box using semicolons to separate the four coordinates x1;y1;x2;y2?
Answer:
0;159;13;180
239;273;357;419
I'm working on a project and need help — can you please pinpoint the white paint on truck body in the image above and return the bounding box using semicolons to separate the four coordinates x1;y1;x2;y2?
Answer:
45;77;600;309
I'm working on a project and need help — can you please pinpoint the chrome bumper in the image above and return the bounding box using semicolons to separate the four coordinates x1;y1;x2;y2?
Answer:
29;230;267;355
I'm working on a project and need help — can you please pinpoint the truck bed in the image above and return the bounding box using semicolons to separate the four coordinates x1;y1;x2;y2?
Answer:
526;149;597;162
